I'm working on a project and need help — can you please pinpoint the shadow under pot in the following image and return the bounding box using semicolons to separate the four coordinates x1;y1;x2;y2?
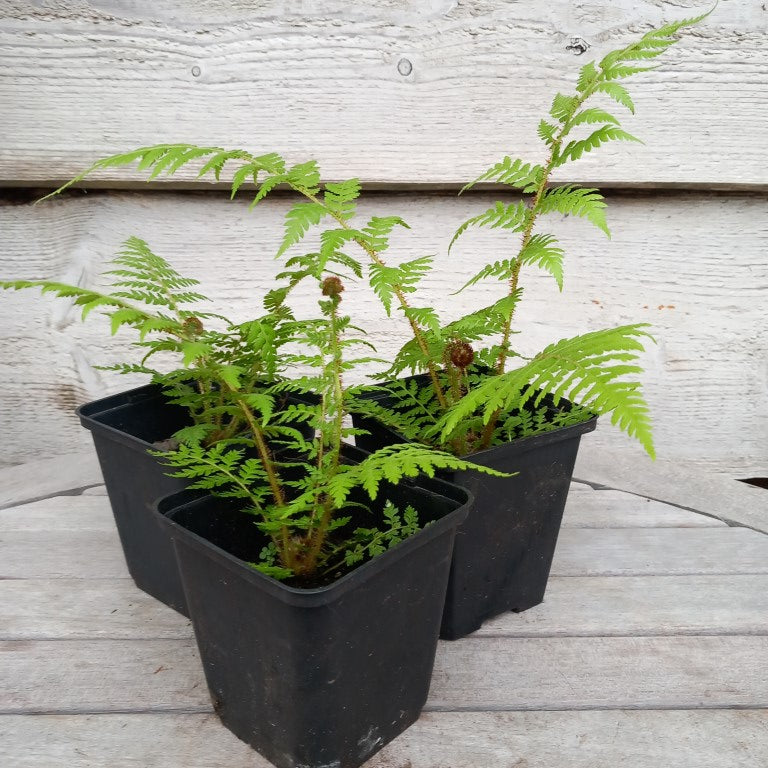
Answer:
350;372;597;640
155;450;471;768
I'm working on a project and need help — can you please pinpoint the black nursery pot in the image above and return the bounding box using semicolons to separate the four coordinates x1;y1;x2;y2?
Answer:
352;374;597;640
78;382;315;617
156;449;471;768
78;383;193;615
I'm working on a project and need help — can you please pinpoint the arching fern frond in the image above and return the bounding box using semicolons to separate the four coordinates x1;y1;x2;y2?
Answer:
519;234;565;290
369;255;433;315
326;443;510;505
449;200;528;252
460;157;543;194
537;186;610;237
433;324;656;457
556;126;642;166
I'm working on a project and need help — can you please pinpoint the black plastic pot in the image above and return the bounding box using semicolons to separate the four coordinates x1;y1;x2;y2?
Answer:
78;383;193;615
351;374;597;640
156;448;471;768
78;382;316;617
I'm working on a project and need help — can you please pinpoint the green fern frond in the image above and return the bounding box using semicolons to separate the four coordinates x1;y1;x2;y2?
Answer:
434;325;656;457
460;157;543;194
550;93;580;123
567;108;620;129
538;119;558;146
449;200;528;252
457;259;516;292
593;81;636;113
326;443;510;505
361;216;411;252
519;234;565;290
324;179;361;220
277;202;328;256
537;186;610;237
369;256;433;315
556;126;642;166
600;7;715;71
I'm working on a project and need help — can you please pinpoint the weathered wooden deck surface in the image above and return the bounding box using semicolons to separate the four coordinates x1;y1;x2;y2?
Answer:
1;446;767;767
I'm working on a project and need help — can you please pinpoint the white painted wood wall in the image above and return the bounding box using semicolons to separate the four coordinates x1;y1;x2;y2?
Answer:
0;0;766;477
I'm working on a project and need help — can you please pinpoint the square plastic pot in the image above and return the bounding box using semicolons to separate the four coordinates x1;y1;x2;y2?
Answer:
156;447;471;768
351;374;597;639
78;383;193;615
78;382;316;617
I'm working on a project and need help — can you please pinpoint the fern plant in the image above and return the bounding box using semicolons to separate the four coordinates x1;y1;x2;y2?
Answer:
1;236;294;447
151;270;506;583
31;12;710;474
42;10;708;462
4;208;504;585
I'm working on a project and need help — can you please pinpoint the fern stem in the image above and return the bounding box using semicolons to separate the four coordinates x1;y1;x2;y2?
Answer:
229;390;295;568
305;292;345;573
480;91;591;450
300;190;449;411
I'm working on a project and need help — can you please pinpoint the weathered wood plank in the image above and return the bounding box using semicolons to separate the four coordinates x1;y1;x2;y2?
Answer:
477;575;768;637
0;640;208;713
3;520;765;580
551;528;768;577
0;496;116;531
0;531;129;579
0;1;763;188
574;443;768;534
4;636;767;714
563;485;725;528
2;190;767;473
2;710;767;767
4;487;718;534
0;580;190;640
4;574;766;641
427;636;768;711
0;452;102;508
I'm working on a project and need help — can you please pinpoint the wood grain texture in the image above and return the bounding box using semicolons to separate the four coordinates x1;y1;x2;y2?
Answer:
551;528;768;576
0;639;209;714
4;636;767;714
4;574;766;641
0;452;102;508
2;710;767;768
0;579;191;640
477;575;768;637
0;0;763;188
1;190;766;474
563;485;726;528
574;443;768;533
3;514;765;581
0;531;129;579
0;496;118;531
427;636;768;711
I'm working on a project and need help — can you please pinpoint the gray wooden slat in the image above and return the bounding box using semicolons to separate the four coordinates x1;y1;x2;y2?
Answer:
3;522;766;581
0;531;129;579
2;710;767;768
4;574;767;642
0;580;191;640
574;444;768;534
0;496;116;532
0;640;208;714
0;453;102;508
0;1;762;188
563;486;725;528
551;528;768;577
3;636;767;714
476;575;768;638
2;191;767;474
428;636;768;711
